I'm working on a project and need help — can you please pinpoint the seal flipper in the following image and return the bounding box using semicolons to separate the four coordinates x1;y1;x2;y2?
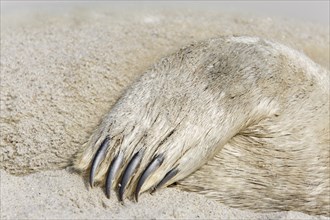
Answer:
74;36;284;202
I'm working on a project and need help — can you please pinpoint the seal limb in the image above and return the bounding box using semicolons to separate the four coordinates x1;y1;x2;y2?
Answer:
73;36;329;215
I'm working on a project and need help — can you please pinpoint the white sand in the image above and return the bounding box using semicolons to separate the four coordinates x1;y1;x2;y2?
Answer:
1;4;329;219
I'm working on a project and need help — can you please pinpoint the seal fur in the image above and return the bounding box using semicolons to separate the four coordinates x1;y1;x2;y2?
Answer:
74;36;329;216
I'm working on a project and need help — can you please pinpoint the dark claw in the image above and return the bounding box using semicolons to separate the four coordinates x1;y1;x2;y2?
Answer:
135;154;164;201
151;167;179;194
90;137;110;187
118;150;143;201
105;151;124;198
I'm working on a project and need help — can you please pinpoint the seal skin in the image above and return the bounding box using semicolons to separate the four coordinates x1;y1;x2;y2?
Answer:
74;36;329;216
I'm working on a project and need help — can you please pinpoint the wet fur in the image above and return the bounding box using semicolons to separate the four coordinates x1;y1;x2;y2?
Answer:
74;36;329;216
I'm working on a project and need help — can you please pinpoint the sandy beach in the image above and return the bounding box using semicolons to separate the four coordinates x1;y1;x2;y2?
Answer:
1;3;329;219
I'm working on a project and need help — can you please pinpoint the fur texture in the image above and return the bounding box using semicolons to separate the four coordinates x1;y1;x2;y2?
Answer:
74;36;329;216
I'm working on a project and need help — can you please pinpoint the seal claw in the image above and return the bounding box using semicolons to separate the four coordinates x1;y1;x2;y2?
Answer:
151;167;179;193
118;150;143;201
135;154;164;201
89;137;110;187
105;151;124;198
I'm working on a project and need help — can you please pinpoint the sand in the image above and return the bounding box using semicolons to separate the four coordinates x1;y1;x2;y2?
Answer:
2;169;328;220
1;3;329;219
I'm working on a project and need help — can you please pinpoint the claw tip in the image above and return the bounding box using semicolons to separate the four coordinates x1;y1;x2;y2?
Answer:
89;176;94;188
134;192;139;202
